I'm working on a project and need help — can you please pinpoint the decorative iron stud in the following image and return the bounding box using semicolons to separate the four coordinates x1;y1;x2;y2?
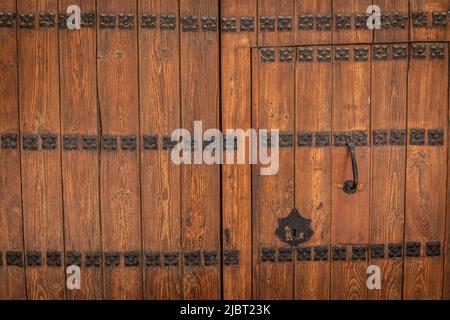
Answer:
46;251;62;267
23;135;38;151
1;134;18;149
296;247;312;261
118;14;134;29
203;251;218;266
224;250;239;266
141;13;157;29
392;45;408;60
202;17;217;31
145;252;161;267
355;13;370;29
6;251;23;267
279;132;294;147
81;13;95;28
63;135;78;151
58;13;69;29
316;14;331;31
82;135;97;150
221;17;236;32
162;135;176;150
181;16;198;32
143;135;158;150
240;16;254;32
160;14;176;30
99;14;116;29
260;48;275;62
432;12;448;27
275;209;314;246
334;47;350;61
124;251;140;267
0;13;15;28
85;252;101;267
380;13;390;29
297;132;313;147
388;243;402;258
184;251;201;267
352;246;367;261
412;12;428;27
19;14;34;29
370;244;385;259
41;134;57;150
298;48;313;62
298;15;314;30
410;129;425;145
373;130;388;146
354;47;369;62
39;13;56;28
373;46;388;61
26;252;42;267
278;248;293;262
430;45;445;60
428;129;444;146
426;242;440;257
102;135;117;151
105;252;120;267
412;44;426;60
164;252;179;266
260;16;275;32
313;246;328;261
334;131;368;147
390;130;406;145
279;48;293;63
315;132;330;147
277;16;292;31
261;248;276;263
335;14;351;29
121;135;136;151
317;48;331;62
391;12;408;29
406;242;420;257
332;246;346;261
66;252;81;266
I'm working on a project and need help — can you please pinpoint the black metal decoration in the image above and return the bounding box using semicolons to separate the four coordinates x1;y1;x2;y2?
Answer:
406;242;421;257
145;252;161;267
428;129;444;146
124;251;140;267
181;15;198;32
297;132;313;147
388;243;403;258
143;135;158;150
352;246;367;261
315;132;330;147
392;45;408;60
118;14;134;29
426;242;440;257
58;13;69;29
380;13;390;29
412;12;428;27
298;47;313;62
121;135;137;151
373;130;388;146
412;44;426;60
222;17;236;32
335;14;351;29
278;132;294;147
81;13;95;28
430;45;445;60
82;135;97;150
410;129;425;145
390;130;406;145
6;251;23;267
317;48;331;62
278;16;292;31
373;46;388;61
391;12;408;29
332;246;347;261
1;133;18;149
202;17;217;31
343;143;358;194
203;251;218;266
105;252;121;267
163;252;179;266
27;252;42;267
184;251;201;267
260;16;275;32
0;12;15;28
23;134;38;151
335;47;350;61
102;135;117;151
313;246;328;261
85;252;101;267
223;250;239;266
240;16;254;32
19;14;34;29
99;14;116;29
39;13;56;28
298;15;314;30
63;135;78;151
66;252;82;266
261;248;276;263
278;248;293;262
279;48;293;62
275;209;314;247
334;131;368;147
141;13;157;29
260;48;275;62
432;12;448;27
296;247;312;261
41;134;57;150
47;251;62;267
370;244;385;259
316;14;331;31
354;47;369;62
355;13;370;29
162;135;176;150
160;14;176;30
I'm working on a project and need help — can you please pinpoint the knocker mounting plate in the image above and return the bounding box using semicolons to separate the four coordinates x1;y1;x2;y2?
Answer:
275;209;314;246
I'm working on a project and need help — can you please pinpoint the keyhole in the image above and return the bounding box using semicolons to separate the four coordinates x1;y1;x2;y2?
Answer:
292;228;297;238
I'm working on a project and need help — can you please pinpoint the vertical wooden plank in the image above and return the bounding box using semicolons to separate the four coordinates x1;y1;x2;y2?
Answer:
59;0;101;300
295;45;332;300
252;47;295;300
373;0;409;43
404;43;448;300
410;0;450;42
139;0;182;300
332;0;372;44
294;0;332;45
97;0;142;299
445;56;450;300
18;0;65;299
0;0;27;300
369;44;408;300
258;0;294;47
180;0;221;299
221;0;257;300
331;45;371;300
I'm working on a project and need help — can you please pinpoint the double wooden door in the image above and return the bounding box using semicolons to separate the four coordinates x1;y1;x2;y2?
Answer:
1;0;450;300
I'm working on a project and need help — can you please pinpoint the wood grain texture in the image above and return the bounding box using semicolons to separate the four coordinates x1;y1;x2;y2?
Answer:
59;0;102;300
445;57;450;300
180;0;221;300
369;44;407;300
97;0;142;299
0;0;26;300
221;0;257;300
258;0;294;47
252;48;295;300
295;45;332;300
18;0;65;300
332;0;373;44
404;43;448;300
139;0;182;300
294;0;332;45
373;0;409;43
410;0;450;42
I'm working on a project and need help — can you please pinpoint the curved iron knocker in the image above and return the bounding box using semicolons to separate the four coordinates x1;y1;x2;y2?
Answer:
343;142;358;194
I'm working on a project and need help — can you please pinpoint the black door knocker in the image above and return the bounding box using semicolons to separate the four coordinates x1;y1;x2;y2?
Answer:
275;209;314;246
343;142;359;194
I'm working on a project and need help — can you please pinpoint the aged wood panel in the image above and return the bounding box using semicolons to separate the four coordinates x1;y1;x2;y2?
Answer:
373;0;409;43
179;0;221;300
97;0;142;299
294;45;332;300
445;59;450;300
369;44;408;300
332;0;373;44
18;0;65;299
139;0;182;300
252;47;295;299
294;0;332;45
0;0;26;300
221;0;257;300
331;45;371;300
404;43;448;300
258;0;294;47
59;0;102;300
410;0;450;42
